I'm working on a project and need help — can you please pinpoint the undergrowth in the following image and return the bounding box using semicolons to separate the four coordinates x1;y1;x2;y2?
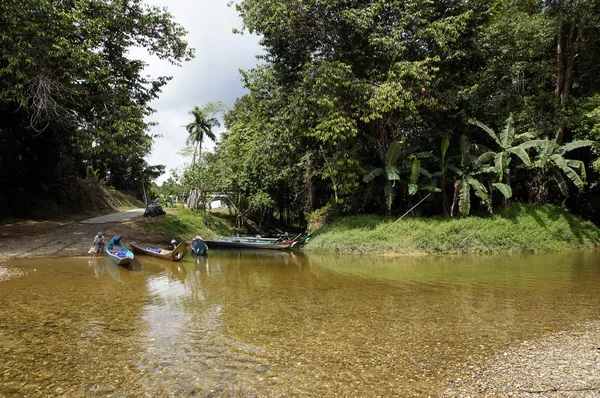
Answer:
305;203;600;255
136;208;234;240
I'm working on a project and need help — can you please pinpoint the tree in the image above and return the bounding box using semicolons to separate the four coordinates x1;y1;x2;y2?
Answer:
363;142;404;215
0;0;193;217
522;131;593;203
185;104;222;165
469;113;534;197
449;136;512;216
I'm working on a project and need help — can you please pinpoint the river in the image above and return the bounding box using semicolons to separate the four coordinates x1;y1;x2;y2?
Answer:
1;250;599;396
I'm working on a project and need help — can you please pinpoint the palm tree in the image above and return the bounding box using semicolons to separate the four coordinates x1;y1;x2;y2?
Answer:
185;105;220;165
521;130;593;203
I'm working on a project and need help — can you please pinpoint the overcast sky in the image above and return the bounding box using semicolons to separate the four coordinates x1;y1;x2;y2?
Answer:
135;0;263;183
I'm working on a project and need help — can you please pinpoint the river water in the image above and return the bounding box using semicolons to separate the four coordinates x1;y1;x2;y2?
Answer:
1;250;599;396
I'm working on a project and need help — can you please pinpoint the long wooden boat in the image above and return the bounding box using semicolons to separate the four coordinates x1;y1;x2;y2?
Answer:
130;241;187;261
217;233;302;244
203;238;296;250
106;234;134;265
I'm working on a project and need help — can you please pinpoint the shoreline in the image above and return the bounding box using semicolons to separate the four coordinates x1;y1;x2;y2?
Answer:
442;321;600;397
0;217;171;263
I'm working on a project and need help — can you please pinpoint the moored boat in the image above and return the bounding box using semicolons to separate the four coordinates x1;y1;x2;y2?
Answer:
106;234;134;265
130;241;187;261
203;238;296;250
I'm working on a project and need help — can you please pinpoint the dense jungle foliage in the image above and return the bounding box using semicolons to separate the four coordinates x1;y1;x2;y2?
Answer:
173;0;600;227
3;0;600;227
0;0;193;218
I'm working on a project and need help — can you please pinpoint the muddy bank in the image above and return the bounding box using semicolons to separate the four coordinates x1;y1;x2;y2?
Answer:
0;218;170;262
443;322;600;397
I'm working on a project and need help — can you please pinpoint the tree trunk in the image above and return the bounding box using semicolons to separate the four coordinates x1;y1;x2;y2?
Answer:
562;22;577;104
450;180;460;217
555;24;565;101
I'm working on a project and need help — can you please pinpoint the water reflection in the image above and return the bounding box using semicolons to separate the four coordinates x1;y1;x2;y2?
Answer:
1;250;600;396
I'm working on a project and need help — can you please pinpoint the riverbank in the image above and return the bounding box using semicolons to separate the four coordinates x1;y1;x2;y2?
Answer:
443;321;600;397
305;204;600;255
0;208;233;263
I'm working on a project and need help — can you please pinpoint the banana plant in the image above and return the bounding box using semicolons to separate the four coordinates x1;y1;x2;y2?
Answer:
449;136;512;216
414;136;451;215
521;130;593;198
469;113;533;194
363;141;404;215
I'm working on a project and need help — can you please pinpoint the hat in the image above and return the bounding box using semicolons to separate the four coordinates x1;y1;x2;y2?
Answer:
98;232;103;236
170;239;177;244
195;235;202;240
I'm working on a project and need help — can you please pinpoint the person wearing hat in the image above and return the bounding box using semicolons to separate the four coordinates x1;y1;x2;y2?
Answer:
92;232;105;256
192;235;208;256
168;238;178;250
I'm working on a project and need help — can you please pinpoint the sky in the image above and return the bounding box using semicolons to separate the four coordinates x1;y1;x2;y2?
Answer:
134;0;263;183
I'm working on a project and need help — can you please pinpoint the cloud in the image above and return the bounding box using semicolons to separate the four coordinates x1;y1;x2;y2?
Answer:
134;0;263;183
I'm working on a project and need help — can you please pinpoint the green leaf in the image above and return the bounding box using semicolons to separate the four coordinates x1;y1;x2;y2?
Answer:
385;165;401;182
363;167;384;183
410;157;421;184
507;146;532;167
441;136;450;164
492;182;513;199
386;141;404;167
551;168;569;197
458;179;471;216
384;180;395;212
474;152;495;168
557;140;593;154
500;113;515;148
469;118;501;147
408;183;419;195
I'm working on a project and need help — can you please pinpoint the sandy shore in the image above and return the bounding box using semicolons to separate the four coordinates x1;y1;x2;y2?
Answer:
0;217;170;263
442;322;600;397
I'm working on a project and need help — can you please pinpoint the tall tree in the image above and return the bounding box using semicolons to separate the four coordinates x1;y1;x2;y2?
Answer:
185;105;221;166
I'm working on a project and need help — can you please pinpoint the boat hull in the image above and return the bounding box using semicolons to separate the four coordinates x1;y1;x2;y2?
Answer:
130;242;187;261
106;234;135;265
203;240;295;250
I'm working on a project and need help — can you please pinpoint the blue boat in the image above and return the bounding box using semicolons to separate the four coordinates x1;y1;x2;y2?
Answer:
106;234;134;265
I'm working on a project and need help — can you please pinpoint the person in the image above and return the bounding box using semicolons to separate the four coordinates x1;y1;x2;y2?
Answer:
92;232;104;256
168;238;178;250
192;235;207;256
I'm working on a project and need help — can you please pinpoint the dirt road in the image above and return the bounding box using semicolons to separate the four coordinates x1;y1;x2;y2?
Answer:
0;210;166;262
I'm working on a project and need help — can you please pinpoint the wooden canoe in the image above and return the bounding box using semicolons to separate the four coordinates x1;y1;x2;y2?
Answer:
106;234;134;265
130;241;187;261
203;239;296;250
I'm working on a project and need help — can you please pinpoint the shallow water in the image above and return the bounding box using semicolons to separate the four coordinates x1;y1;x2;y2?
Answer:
1;249;600;396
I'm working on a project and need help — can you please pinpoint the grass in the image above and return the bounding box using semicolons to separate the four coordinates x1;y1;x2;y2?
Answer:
134;208;235;240
305;203;600;255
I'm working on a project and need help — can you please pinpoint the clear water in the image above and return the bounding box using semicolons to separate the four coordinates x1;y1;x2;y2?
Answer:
1;249;599;396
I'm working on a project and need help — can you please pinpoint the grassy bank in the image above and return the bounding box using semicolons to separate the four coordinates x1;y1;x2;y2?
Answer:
305;204;600;255
132;208;234;241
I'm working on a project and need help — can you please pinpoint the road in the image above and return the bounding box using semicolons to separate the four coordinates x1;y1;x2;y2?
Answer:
80;209;145;224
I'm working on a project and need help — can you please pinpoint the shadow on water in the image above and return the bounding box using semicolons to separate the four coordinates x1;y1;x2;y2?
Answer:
1;249;600;396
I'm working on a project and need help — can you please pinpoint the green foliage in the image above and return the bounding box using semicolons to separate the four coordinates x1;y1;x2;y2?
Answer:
141;208;233;240
362;141;404;214
0;0;193;218
306;204;600;255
